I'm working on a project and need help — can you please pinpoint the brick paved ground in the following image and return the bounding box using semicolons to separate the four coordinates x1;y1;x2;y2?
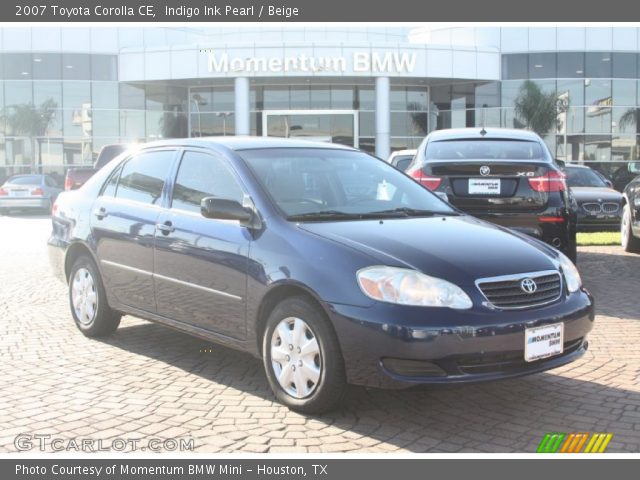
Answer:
1;214;639;453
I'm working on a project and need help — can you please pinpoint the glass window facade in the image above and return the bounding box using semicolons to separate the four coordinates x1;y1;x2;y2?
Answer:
3;47;640;184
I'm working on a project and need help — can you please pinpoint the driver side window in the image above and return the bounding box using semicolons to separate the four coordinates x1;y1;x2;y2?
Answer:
171;151;245;214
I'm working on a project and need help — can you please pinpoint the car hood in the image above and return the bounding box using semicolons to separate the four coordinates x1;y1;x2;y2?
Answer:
298;215;559;286
571;187;622;202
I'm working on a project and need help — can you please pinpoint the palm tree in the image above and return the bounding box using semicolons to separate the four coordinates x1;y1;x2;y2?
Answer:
513;80;558;136
1;99;57;172
618;107;640;133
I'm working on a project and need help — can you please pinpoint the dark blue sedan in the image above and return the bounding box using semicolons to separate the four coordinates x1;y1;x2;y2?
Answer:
48;138;595;413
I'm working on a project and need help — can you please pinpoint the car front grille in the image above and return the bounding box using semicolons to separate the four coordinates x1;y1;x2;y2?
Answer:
582;202;619;214
476;270;562;310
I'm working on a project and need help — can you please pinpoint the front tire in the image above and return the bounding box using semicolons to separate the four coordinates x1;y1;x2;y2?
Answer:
262;296;346;414
621;203;640;253
69;255;121;337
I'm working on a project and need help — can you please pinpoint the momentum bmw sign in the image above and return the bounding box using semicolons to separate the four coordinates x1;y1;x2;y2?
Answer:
204;50;417;74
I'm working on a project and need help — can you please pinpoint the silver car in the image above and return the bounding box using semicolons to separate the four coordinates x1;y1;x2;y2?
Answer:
0;174;62;214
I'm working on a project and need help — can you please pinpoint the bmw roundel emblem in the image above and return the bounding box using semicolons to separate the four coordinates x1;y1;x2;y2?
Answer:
480;165;491;176
520;278;537;294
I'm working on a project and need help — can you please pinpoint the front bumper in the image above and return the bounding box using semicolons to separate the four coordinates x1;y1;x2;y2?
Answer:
0;197;51;210
328;288;594;389
576;212;621;232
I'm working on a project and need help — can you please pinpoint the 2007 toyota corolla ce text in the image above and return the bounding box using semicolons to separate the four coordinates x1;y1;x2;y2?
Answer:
48;138;595;413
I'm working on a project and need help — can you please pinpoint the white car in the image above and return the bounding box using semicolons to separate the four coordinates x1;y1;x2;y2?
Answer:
387;149;416;171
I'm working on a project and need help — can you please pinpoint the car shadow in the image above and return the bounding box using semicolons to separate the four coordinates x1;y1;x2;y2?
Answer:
100;319;639;453
577;248;640;321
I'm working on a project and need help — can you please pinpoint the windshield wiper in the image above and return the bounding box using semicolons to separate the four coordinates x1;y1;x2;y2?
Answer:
362;207;458;218
287;210;361;221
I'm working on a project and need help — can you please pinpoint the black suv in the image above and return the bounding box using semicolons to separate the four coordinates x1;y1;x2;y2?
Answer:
622;174;640;253
407;128;577;262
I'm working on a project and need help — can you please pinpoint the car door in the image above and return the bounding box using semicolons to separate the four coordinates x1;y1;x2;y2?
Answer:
91;148;177;313
153;149;250;339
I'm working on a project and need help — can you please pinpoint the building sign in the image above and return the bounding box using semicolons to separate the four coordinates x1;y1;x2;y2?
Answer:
205;51;417;74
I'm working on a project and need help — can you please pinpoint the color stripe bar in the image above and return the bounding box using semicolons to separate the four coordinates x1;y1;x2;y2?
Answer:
572;433;589;453
597;433;613;453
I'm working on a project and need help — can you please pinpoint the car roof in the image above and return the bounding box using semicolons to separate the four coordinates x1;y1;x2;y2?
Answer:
139;136;358;152
564;164;593;170
390;149;417;156
8;174;45;180
427;128;543;142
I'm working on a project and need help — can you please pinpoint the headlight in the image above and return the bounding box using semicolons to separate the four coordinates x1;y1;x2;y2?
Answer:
357;266;473;309
557;251;582;293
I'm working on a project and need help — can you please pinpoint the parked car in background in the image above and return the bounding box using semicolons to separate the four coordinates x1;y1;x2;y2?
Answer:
0;174;62;214
387;149;416;171
408;128;578;262
622;174;640;253
564;164;623;232
611;161;640;192
49;137;594;413
64;144;131;191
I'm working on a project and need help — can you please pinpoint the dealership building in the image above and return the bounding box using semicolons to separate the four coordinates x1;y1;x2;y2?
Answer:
1;25;640;181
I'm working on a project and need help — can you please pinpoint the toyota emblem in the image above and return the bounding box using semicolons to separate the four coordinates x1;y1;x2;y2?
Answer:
480;166;491;176
520;278;537;294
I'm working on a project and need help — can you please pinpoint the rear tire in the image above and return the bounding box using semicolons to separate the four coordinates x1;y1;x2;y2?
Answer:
262;296;346;414
69;255;121;337
621;203;640;253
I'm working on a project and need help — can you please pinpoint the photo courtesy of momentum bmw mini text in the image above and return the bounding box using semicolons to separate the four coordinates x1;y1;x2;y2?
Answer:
0;0;639;479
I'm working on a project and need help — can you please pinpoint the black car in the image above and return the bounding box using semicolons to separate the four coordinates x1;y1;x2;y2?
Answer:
564;164;623;232
622;174;640;253
611;162;640;192
48;137;594;413
408;128;577;262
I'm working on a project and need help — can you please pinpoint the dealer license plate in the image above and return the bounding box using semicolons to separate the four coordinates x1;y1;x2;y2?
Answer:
468;178;500;195
525;322;564;362
10;190;28;197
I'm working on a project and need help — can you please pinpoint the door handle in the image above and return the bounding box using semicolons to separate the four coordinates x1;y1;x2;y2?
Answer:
93;207;107;220
156;220;175;235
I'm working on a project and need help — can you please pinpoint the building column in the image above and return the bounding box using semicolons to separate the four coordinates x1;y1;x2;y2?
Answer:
375;77;390;159
234;77;250;136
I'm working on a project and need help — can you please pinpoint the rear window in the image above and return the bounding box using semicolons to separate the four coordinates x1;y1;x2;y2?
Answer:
426;140;544;160
7;175;43;185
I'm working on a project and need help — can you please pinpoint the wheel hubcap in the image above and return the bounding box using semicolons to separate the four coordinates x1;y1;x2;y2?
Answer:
71;268;97;325
270;317;322;399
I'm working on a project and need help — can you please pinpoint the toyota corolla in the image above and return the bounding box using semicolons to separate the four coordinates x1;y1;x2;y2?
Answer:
48;138;595;413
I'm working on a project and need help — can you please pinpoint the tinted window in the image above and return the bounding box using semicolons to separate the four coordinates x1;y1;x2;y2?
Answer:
172;151;244;213
240;148;453;218
426;140;544;160
7;175;43;185
565;167;607;187
115;151;175;205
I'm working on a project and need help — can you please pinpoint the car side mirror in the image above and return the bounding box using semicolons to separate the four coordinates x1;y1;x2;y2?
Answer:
605;179;614;189
555;159;566;170
200;197;259;228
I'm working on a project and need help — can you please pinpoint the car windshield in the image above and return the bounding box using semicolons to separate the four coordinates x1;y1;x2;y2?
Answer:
426;139;544;160
565;167;607;188
239;148;455;220
6;175;43;185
